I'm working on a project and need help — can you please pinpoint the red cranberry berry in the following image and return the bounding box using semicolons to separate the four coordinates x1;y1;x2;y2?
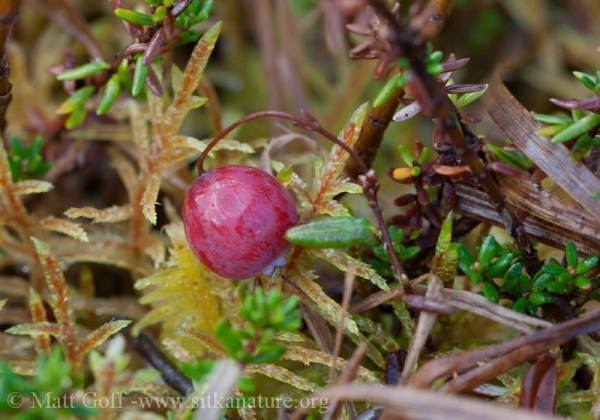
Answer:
183;165;298;280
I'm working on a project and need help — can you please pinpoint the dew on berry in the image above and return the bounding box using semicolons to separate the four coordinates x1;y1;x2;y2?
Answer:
183;165;298;280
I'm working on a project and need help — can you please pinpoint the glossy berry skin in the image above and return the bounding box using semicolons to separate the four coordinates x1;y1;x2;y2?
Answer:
183;165;298;280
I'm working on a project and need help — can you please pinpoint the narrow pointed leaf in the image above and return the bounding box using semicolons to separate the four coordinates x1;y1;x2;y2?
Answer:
455;84;488;108
57;86;95;114
114;8;154;26
285;217;376;248
132;55;149;96
57;61;110;81
96;75;120;115
531;113;573;125
551;114;600;143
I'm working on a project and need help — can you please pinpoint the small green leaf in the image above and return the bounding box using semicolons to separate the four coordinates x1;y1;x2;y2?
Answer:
551;114;600;143
536;124;570;137
57;85;96;114
532;113;573;125
390;225;404;245
487;143;533;171
153;5;167;22
179;360;216;382
96;75;120;115
458;243;475;266
410;166;422;177
532;272;553;291
374;72;406;107
501;262;522;291
426;63;444;76
529;291;547;306
572;109;588;122
195;0;215;16
192;0;214;24
396;57;410;69
265;287;282;309
428;50;443;63
417;147;429;165
456;85;488;108
594;191;600;200
565;241;579;268
576;254;599;275
114;8;155;26
215;321;245;360
10;136;24;155
57;61;110;81
237;377;256;393
397;144;416;167
557;271;572;283
477;235;498;266
435;211;453;254
285;216;376;248
570;134;593;160
513;297;528;313
250;343;287;364
132;55;149;96
547;280;562;293
486;253;514;279
117;59;131;87
65;105;88;129
541;259;568;275
398;245;421;260
573;71;597;91
574;275;592;290
482;282;499;303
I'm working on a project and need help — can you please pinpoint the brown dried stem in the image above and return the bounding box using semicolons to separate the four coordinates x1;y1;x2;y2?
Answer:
0;0;17;134
410;307;600;392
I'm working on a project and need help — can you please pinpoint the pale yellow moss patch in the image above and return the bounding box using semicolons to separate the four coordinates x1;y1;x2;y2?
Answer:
134;222;224;353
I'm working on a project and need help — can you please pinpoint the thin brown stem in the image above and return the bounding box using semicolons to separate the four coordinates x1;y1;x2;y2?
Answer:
197;111;368;174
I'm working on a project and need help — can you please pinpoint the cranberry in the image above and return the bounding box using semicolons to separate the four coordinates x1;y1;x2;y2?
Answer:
183;165;298;279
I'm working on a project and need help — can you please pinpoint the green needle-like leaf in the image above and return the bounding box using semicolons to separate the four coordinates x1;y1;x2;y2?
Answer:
57;61;110;81
285;216;376;248
551;114;600;143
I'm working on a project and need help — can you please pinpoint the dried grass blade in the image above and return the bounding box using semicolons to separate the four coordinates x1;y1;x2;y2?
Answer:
412;308;600;391
454;182;600;255
483;70;600;221
400;277;443;383
191;360;241;420
291;383;556;420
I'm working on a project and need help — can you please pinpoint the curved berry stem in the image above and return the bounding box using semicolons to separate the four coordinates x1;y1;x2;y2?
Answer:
197;110;408;288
